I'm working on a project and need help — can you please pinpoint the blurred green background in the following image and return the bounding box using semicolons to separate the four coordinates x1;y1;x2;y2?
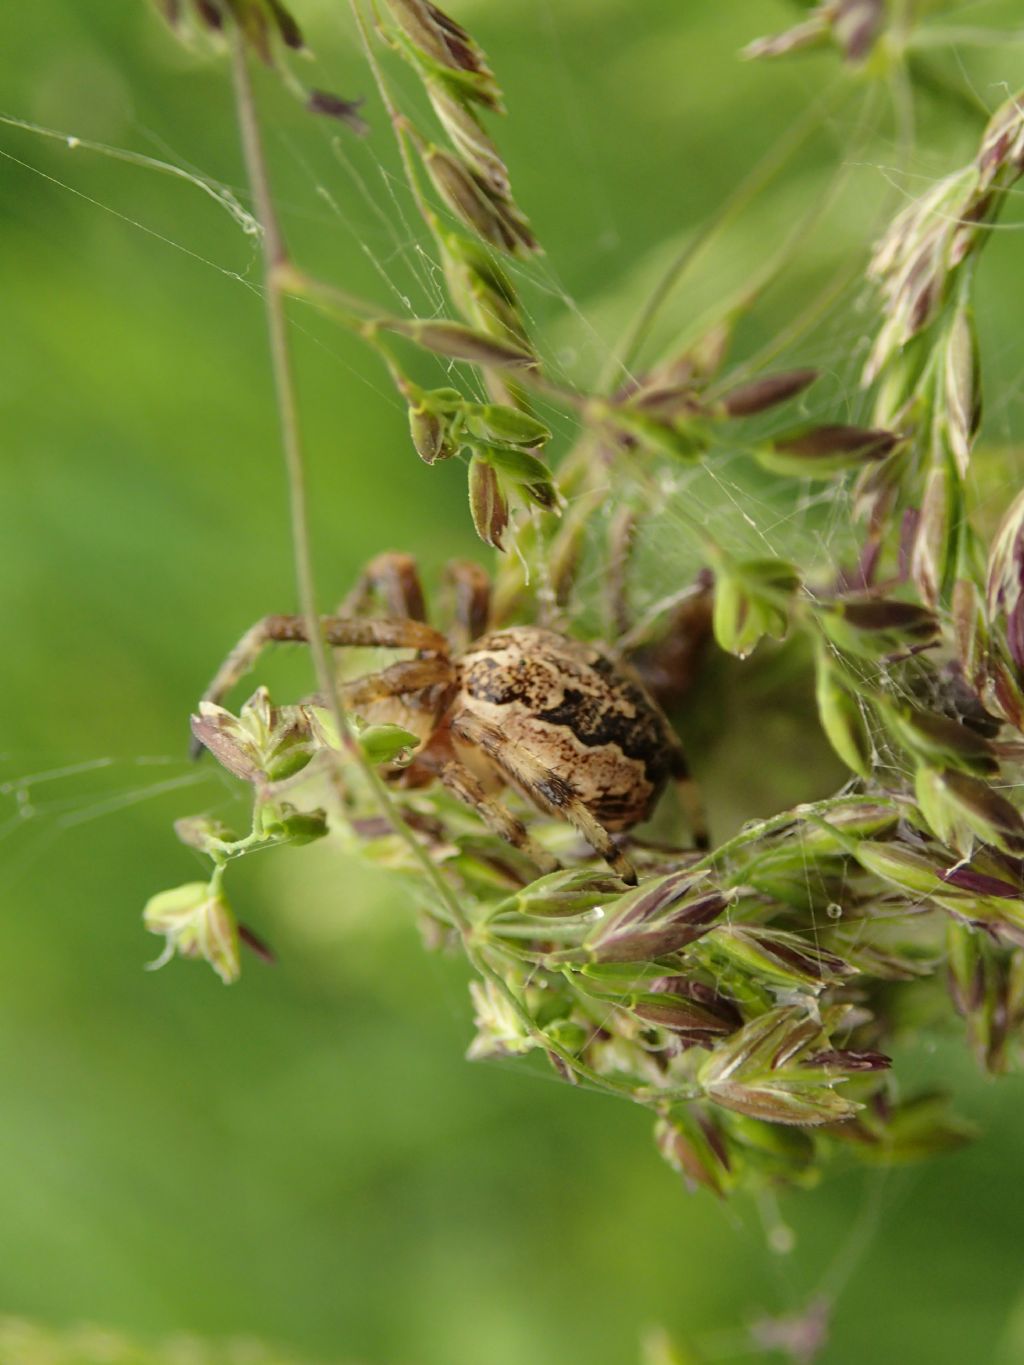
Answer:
4;2;1024;1362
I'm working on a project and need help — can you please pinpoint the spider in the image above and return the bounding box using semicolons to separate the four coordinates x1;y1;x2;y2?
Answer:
194;553;707;884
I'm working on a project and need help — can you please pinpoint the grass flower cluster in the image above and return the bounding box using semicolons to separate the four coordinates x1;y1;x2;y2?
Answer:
146;0;1024;1197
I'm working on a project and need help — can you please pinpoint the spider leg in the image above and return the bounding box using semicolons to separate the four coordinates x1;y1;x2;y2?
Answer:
450;710;638;884
338;552;428;621
194;614;450;743
340;657;453;710
439;759;559;876
444;560;492;649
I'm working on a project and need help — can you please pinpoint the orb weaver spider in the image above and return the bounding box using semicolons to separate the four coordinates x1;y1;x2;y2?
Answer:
194;553;707;884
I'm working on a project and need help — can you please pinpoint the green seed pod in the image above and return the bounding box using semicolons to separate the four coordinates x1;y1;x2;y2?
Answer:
391;318;536;368
173;815;240;856
427;80;509;190
190;689;316;784
817;598;939;658
424;147;504;243
468;453;509;549
465;978;537;1061
757;424;900;479
863;164;980;383
629;990;735;1036
473;442;558;511
512;868;626;918
408;403;453;464
915;766;1024;855
143;879;240;985
952;579;990;695
911;462;961;608
879;701;997;776
712;557;799;659
956;571;1024;729
698;1007;861;1126
987;486;1024;673
424;146;534;254
853;841;947;897
405;386;465;464
976;91;1024;195
383;0;449;61
814;649;873;778
947;921;1024;1074
796;800;898;851
465;403;551;448
384;0;502;110
262;0;303;52
700;925;855;991
158;0;304;53
439;230;523;325
584;871;731;963
717;368;818;418
258;802;329;846
942;302;981;477
914;765;966;852
654;1113;732;1197
629;382;702;425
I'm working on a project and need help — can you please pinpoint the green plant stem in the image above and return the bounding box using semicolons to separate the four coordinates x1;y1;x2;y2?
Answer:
230;36;348;761
487;919;593;943
230;37;457;906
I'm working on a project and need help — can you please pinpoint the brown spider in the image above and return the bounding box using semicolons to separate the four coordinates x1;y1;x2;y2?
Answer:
195;553;707;884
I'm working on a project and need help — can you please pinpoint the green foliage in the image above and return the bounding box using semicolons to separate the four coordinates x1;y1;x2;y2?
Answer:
9;1;1024;1362
147;0;1024;1204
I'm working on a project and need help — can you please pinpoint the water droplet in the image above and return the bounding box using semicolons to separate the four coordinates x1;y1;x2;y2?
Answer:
826;902;843;920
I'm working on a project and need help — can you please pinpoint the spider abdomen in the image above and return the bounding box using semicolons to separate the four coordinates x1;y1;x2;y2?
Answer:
452;626;679;831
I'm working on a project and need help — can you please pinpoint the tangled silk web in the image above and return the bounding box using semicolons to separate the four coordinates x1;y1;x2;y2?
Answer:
6;4;1024;1360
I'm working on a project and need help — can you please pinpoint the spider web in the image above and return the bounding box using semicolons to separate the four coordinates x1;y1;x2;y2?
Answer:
3;3;1024;1362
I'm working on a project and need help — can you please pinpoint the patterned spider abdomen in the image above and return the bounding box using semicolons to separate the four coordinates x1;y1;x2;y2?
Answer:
452;626;683;831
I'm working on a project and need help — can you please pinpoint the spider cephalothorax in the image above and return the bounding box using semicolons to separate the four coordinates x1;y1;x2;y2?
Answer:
196;553;706;883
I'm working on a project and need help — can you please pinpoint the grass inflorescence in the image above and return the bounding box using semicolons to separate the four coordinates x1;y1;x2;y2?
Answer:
147;1;1024;1196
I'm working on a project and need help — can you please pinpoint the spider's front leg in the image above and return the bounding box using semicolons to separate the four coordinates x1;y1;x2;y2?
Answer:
192;614;451;755
340;657;453;710
450;710;638;885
